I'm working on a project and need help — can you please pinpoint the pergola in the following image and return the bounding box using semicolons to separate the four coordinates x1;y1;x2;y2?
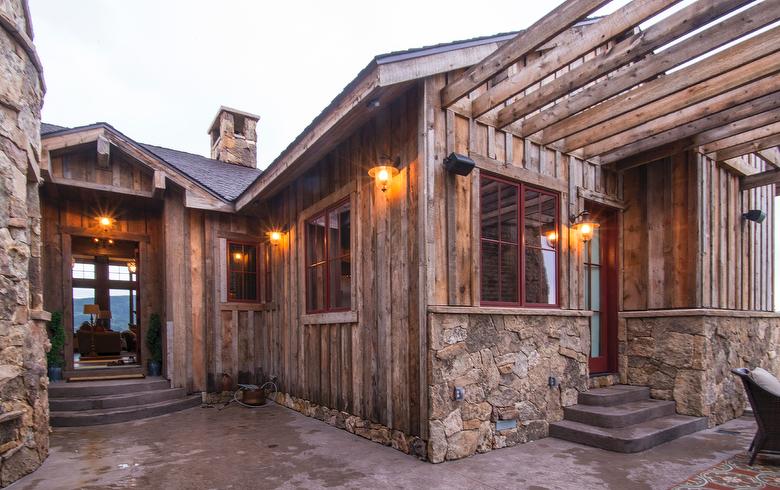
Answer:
440;0;780;190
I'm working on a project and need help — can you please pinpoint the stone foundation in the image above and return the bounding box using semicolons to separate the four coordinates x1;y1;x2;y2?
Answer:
0;0;49;486
270;392;427;461
427;309;591;463
621;310;780;426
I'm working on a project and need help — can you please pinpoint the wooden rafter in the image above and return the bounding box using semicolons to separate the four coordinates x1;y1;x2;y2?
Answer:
469;0;681;118
756;147;780;166
560;53;780;154
439;0;610;108
711;133;780;161
741;164;780;190
580;74;780;159
699;120;780;154
600;91;780;165
690;110;780;147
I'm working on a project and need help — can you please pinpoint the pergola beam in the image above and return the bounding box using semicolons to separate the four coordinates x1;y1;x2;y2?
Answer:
561;54;780;154
741;165;780;190
699;120;780;154
440;0;610;108
507;2;780;135
599;91;780;164
470;0;682;118
756;147;780;167
711;132;780;161
580;74;780;159
690;110;780;147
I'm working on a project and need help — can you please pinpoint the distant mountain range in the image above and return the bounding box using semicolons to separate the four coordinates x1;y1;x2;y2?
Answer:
73;294;133;332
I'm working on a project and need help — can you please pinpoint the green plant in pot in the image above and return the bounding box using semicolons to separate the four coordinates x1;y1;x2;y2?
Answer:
46;312;65;381
146;313;163;376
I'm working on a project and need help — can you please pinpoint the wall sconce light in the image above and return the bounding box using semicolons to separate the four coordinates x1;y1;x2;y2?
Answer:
98;216;113;228
570;211;599;242
233;251;244;261
742;209;766;223
268;231;283;246
368;157;400;193
127;260;137;274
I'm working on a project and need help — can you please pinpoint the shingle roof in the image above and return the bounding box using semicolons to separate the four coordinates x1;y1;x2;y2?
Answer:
140;143;261;201
40;122;261;202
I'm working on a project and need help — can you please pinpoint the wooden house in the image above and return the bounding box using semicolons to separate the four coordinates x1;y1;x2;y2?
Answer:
40;0;780;462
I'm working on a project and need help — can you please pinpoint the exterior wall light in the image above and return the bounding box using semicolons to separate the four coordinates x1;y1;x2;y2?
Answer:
98;216;113;227
233;252;243;261
268;231;283;246
127;260;137;273
368;157;400;193
570;211;599;242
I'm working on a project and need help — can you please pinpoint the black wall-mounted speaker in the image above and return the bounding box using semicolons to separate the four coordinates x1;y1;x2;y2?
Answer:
444;152;476;176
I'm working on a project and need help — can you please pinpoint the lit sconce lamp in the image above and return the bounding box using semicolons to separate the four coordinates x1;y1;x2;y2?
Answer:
98;216;113;228
268;231;283;246
127;260;137;274
233;251;244;261
368;156;400;193
570;211;599;242
93;237;100;243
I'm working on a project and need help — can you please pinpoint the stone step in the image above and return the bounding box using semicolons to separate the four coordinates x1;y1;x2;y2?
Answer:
49;377;170;398
578;385;650;407
549;414;708;453
563;399;676;428
49;388;187;411
50;396;201;427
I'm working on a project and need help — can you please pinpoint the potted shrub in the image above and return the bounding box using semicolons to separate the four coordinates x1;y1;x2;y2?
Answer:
146;313;163;376
46;312;65;381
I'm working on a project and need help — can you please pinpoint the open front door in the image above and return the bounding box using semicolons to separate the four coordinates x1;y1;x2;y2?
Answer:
585;203;618;374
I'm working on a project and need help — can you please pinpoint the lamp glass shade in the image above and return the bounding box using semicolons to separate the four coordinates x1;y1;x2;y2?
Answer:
368;165;399;191
573;220;600;241
127;260;137;274
83;304;100;315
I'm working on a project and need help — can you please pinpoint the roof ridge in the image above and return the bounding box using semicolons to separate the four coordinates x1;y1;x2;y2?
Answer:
141;142;261;173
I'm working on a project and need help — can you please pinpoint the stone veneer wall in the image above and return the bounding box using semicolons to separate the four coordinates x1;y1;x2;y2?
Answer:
0;0;49;486
427;309;591;463
621;310;780;426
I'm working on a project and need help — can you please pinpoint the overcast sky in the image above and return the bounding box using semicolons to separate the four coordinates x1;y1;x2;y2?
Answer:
28;0;584;169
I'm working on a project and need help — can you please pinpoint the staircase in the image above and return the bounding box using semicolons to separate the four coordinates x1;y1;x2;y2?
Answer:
49;377;200;427
549;385;708;453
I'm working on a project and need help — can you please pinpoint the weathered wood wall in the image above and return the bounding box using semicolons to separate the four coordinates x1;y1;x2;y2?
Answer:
49;147;155;195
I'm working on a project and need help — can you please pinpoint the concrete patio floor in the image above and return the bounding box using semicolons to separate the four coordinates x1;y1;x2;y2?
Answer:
8;403;771;489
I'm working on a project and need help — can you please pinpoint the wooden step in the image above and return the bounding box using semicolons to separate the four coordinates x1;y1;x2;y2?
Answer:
549;414;708;453
577;385;650;406
563;399;676;428
49;388;187;411
50;396;201;427
49;377;169;398
64;366;144;381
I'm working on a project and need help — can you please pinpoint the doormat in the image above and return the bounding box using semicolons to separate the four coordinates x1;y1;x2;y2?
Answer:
672;452;780;489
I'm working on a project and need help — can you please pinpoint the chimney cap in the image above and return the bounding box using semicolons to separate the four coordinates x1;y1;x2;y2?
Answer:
207;106;261;134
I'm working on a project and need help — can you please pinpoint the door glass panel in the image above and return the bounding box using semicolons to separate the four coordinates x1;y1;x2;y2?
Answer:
109;289;135;332
591;312;601;357
590;266;601;311
590;229;601;265
72;287;96;330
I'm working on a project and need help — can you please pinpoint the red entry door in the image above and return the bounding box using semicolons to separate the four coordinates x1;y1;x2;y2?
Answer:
585;203;618;374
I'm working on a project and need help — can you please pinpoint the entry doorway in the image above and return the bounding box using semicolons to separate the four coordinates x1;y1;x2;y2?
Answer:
69;236;141;370
584;202;619;374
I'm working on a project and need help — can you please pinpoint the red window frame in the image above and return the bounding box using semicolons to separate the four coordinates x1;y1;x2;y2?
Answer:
305;198;351;314
227;240;259;302
479;174;560;308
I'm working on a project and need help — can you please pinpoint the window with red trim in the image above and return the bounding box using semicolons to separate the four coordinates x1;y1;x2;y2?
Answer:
306;199;351;313
228;241;258;302
480;175;559;307
263;245;272;303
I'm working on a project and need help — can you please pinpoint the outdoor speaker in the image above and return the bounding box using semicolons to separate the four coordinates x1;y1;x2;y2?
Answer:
742;209;766;223
444;152;476;176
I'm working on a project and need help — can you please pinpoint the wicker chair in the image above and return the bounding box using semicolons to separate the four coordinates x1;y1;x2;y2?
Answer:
731;368;780;465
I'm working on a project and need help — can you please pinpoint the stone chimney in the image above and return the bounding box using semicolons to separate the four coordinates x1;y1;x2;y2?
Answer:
208;106;260;168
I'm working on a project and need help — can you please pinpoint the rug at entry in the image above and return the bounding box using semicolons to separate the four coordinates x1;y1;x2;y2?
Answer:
672;452;780;489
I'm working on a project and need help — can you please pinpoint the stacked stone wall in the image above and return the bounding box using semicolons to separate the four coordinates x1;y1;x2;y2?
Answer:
0;0;48;485
427;311;590;463
622;311;780;426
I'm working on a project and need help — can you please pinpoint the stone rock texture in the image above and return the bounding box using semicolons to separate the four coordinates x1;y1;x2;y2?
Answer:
270;392;427;461
427;312;590;463
622;312;780;426
0;1;49;486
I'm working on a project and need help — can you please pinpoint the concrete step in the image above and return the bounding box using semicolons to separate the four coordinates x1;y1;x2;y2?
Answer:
50;396;201;427
563;399;676;428
49;388;187;411
49;377;170;398
578;385;650;407
549;414;708;453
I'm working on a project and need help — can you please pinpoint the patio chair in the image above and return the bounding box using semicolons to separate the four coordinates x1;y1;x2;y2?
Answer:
731;368;780;465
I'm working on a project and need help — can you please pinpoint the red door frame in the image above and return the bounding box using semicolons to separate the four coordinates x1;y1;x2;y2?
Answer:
586;203;619;374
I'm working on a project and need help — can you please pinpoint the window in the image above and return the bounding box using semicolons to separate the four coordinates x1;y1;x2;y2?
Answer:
227;242;258;301
72;261;95;279
306;199;351;313
108;263;135;281
480;175;558;307
263;245;272;303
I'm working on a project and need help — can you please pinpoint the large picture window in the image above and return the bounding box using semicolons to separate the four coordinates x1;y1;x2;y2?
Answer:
480;175;559;307
228;241;258;302
306;199;351;313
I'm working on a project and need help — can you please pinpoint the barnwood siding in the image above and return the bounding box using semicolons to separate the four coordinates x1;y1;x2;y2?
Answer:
429;70;622;311
50;147;155;194
243;87;422;435
40;188;164;372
